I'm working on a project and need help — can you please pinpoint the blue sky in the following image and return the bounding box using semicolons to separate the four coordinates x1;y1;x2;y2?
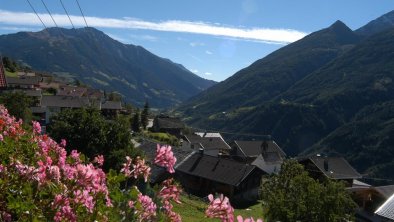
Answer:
0;0;393;81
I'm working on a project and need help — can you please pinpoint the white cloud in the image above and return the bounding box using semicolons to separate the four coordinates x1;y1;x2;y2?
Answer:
190;69;199;73
129;34;158;42
205;50;213;55
204;72;212;76
0;10;307;44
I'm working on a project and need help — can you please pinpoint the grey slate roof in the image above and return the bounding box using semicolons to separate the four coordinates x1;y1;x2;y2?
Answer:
301;156;362;180
101;101;122;110
57;86;87;97
41;95;90;108
185;134;231;151
234;140;286;158
2;89;42;97
375;193;394;220
176;152;257;186
6;76;41;85
375;185;394;199
155;116;185;129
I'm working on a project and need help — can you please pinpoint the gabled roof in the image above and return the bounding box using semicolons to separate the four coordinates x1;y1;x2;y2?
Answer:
57;86;87;97
299;156;361;180
155;116;185;129
2;89;42;97
6;76;41;85
185;134;231;151
233;140;286;158
375;193;394;220
101;101;122;110
195;132;225;140
375;185;394;199
41;95;90;108
176;152;258;186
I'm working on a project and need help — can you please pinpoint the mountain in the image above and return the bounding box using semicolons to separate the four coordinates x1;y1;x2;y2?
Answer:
177;17;394;182
0;27;215;108
356;10;394;36
178;20;360;119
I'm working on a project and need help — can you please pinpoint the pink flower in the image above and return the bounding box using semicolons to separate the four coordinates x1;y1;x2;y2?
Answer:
120;156;132;177
134;192;157;221
128;200;135;209
159;178;181;203
121;156;151;181
1;212;12;222
154;144;177;173
94;155;104;166
162;200;182;222
0;134;3;141
60;139;67;147
237;215;263;222
70;150;81;162
32;121;41;134
205;194;234;222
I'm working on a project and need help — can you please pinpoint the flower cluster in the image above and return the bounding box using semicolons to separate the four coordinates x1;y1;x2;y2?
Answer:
128;187;157;222
121;156;151;182
159;178;182;221
237;216;263;222
205;194;234;222
154;144;177;173
0;105;24;140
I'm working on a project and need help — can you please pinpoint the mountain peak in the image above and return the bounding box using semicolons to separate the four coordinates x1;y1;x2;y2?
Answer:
356;10;394;36
328;20;352;33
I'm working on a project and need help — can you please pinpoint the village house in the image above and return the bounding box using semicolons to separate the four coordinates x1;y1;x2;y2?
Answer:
100;100;123;118
230;140;286;163
152;115;185;137
6;76;42;89
56;86;87;97
181;133;231;157
298;155;362;187
175;151;265;204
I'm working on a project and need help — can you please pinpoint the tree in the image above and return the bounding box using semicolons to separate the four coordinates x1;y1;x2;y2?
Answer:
47;108;140;170
140;101;149;130
260;160;356;222
131;109;141;133
0;92;33;123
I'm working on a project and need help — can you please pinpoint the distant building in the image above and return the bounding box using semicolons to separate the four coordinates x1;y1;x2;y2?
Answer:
152;115;185;137
57;86;87;97
182;134;231;157
100;100;122;118
176;151;265;204
298;155;361;187
230;140;286;163
6;76;41;89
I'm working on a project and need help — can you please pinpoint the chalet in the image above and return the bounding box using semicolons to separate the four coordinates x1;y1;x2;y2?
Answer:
100;101;122;118
39;95;90;124
57;86;87;97
176;151;265;204
298;155;361;187
6;76;41;89
182;134;231;157
375;193;394;221
230;140;286;162
152;115;185;137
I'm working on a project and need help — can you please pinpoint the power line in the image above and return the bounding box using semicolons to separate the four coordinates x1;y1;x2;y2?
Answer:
59;0;75;29
75;0;88;27
41;0;58;27
26;0;47;29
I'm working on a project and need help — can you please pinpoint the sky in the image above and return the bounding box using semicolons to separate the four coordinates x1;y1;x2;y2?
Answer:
0;1;393;82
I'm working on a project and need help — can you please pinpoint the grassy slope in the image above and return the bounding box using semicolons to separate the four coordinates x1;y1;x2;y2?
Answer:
173;194;265;222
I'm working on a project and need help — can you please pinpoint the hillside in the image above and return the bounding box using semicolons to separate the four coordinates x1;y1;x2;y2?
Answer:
0;27;215;108
178;20;360;118
177;12;394;182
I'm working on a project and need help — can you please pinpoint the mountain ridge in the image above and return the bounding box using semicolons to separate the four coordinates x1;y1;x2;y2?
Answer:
0;27;216;108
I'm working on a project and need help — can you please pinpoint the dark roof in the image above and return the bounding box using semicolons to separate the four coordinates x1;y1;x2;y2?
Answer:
234;140;286;158
155;116;185;129
86;88;103;99
57;86;87;97
30;106;46;113
185;134;231;150
2;89;42;97
300;156;362;180
375;193;394;220
176;152;257;186
41;95;90;108
101;101;122;110
6;76;41;85
375;185;394;199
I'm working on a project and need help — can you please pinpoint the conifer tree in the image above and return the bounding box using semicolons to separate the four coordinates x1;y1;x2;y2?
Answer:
141;101;149;130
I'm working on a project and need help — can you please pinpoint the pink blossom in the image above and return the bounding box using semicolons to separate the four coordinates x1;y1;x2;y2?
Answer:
136;192;157;221
70;150;81;162
205;194;234;222
121;156;151;181
237;215;263;222
0;134;3;141
128;200;135;208
32;121;41;134
159;178;181;203
60;139;67;147
120;156;132;177
154;144;177;173
94;155;104;166
162;200;182;222
1;212;12;222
